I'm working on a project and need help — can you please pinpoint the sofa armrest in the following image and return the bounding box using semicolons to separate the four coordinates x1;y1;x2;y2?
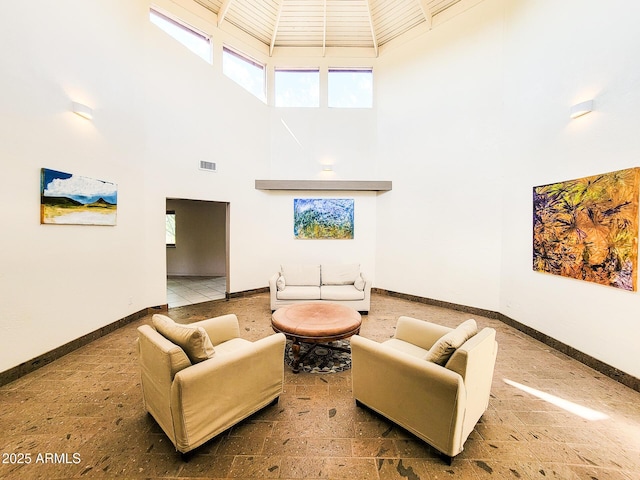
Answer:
170;332;286;452
269;272;279;290
361;275;372;293
393;316;453;350
191;314;240;346
269;273;279;309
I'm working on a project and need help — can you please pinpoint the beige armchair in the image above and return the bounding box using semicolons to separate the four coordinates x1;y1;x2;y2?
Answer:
351;316;498;463
137;313;286;455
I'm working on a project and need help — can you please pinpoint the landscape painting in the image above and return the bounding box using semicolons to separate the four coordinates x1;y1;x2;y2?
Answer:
40;168;118;225
533;167;640;291
294;198;354;239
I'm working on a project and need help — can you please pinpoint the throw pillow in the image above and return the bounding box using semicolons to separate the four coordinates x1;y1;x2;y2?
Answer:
425;319;477;366
354;274;365;291
152;314;215;364
276;275;286;291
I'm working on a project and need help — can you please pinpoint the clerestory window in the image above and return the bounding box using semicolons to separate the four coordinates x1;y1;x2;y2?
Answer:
275;69;320;108
222;47;266;102
328;68;373;108
149;8;211;63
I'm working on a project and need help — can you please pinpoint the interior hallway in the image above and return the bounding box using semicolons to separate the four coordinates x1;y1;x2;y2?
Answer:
1;292;639;479
166;276;226;308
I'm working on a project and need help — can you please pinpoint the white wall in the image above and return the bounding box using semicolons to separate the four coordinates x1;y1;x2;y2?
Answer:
2;0;639;382
0;0;272;372
499;0;640;378
141;5;273;295
264;74;380;281
0;0;380;374
374;0;505;312
0;1;152;373
375;0;640;379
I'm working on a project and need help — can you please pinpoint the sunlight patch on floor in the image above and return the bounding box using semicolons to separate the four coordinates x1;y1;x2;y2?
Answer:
503;378;609;421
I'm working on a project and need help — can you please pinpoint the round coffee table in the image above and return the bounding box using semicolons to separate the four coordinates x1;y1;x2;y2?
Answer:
271;302;362;373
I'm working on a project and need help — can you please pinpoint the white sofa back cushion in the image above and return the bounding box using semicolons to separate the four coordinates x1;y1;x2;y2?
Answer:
280;264;321;286
322;264;360;285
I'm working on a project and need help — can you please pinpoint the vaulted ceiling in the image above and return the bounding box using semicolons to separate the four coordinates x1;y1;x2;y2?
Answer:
193;0;471;56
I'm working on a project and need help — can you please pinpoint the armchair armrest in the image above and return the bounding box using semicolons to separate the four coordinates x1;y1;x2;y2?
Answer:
394;316;452;350
191;314;240;346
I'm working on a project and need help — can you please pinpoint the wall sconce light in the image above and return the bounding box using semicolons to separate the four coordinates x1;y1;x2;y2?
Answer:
71;101;93;120
322;165;333;172
569;99;594;119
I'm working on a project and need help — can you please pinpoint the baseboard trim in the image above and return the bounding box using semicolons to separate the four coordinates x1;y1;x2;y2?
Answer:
372;288;501;320
0;305;167;388
3;289;638;394
496;312;639;393
227;286;269;299
374;288;639;393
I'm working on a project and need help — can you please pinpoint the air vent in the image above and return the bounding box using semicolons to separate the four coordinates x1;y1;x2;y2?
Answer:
199;161;217;172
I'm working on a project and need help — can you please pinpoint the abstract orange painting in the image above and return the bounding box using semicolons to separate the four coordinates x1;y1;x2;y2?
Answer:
533;168;640;291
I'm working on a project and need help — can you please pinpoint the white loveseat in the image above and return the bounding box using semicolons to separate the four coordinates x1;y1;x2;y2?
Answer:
269;263;371;313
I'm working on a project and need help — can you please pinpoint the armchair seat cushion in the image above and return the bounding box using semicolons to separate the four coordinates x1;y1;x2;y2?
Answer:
214;337;252;355
382;338;429;359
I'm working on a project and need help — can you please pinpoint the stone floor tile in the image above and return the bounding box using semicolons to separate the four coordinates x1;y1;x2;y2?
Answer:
227;455;282;478
1;292;639;479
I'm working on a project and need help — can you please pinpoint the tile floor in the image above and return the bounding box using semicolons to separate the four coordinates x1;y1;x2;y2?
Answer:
166;276;226;308
1;292;639;479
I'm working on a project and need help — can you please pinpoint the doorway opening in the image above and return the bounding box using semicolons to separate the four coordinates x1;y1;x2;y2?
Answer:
165;198;230;308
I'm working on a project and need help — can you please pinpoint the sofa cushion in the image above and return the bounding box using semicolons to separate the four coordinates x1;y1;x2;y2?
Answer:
322;264;360;285
277;285;321;300
281;264;320;286
425;319;477;366
354;274;365;291
320;285;365;301
152;314;215;364
276;275;286;291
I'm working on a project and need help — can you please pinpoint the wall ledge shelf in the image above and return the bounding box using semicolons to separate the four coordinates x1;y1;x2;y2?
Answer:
255;180;392;192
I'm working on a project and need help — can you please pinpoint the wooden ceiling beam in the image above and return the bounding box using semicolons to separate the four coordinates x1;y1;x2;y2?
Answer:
217;0;237;27
270;0;285;56
322;0;327;56
365;0;379;57
417;0;433;28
